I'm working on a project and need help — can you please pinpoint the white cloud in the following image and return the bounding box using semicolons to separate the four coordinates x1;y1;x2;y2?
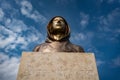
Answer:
70;32;104;55
0;19;29;49
20;0;47;24
96;60;105;66
21;0;32;16
30;10;47;23
0;0;44;52
71;32;94;45
112;56;120;67
0;25;17;48
0;0;19;18
0;0;12;10
26;32;40;42
5;18;12;26
72;33;86;41
0;53;20;80
0;35;16;48
6;19;28;33
0;8;4;21
5;44;16;51
98;8;120;42
107;8;120;25
16;37;27;44
0;18;44;52
80;12;89;29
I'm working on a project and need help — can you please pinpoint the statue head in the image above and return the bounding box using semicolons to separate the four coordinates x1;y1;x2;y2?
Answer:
47;16;70;41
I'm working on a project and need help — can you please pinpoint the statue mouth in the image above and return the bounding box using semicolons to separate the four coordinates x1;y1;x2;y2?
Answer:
56;23;61;26
54;26;62;29
53;24;63;30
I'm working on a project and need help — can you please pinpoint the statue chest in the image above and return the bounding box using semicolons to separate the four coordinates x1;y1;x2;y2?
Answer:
39;42;73;52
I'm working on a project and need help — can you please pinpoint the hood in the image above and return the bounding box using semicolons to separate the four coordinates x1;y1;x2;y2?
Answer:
46;16;70;42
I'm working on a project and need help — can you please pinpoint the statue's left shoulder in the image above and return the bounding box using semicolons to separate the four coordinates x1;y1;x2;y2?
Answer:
77;45;85;52
33;45;41;52
70;43;84;52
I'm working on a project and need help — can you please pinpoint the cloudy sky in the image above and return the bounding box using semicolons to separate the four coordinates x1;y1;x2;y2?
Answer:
0;0;120;80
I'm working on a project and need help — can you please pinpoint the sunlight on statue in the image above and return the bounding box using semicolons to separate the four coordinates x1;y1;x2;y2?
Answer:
33;16;84;52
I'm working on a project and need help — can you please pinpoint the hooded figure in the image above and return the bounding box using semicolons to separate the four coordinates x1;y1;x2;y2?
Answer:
33;16;84;52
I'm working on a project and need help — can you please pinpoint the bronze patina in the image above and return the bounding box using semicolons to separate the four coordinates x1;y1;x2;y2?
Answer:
33;16;84;52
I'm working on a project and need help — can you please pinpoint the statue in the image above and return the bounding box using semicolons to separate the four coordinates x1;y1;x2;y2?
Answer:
33;16;84;52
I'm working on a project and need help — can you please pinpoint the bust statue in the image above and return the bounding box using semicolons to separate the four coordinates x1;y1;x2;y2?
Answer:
33;16;84;52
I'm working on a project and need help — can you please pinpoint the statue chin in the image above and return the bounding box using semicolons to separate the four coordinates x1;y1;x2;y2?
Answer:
51;26;65;34
49;27;66;41
50;30;66;41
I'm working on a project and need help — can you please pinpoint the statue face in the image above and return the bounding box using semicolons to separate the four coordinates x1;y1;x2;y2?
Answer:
52;17;66;30
47;16;70;41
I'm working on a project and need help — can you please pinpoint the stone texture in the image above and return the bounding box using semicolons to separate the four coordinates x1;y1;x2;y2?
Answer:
17;52;99;80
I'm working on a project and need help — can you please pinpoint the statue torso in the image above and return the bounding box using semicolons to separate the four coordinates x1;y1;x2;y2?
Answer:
34;41;84;52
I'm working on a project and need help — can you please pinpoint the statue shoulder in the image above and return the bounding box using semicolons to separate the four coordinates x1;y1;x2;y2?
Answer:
77;45;85;52
33;45;40;52
33;43;48;52
70;43;85;52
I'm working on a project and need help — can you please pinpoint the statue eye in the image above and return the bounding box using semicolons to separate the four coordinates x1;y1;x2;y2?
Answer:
60;20;64;21
53;19;58;21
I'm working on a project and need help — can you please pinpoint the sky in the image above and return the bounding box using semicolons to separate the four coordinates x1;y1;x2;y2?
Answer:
0;0;120;80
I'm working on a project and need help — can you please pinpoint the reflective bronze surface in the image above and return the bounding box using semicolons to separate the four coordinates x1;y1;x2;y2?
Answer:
33;16;84;52
47;16;70;41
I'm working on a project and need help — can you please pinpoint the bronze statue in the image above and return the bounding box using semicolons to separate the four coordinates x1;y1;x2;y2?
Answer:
33;16;84;52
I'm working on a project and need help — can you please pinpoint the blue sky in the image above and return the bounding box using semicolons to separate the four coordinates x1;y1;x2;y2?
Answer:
0;0;120;80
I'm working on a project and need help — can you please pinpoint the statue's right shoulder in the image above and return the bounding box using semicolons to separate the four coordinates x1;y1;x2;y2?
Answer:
33;45;41;52
33;43;49;52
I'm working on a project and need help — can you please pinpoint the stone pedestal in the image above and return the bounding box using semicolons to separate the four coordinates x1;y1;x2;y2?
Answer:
17;52;99;80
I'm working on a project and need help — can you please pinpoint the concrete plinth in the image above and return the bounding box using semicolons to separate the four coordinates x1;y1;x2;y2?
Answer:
17;52;99;80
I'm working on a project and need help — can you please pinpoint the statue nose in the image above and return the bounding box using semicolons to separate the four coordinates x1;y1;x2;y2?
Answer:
57;21;61;23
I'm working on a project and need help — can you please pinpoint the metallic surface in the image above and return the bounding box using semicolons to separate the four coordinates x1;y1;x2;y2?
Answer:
33;16;84;52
